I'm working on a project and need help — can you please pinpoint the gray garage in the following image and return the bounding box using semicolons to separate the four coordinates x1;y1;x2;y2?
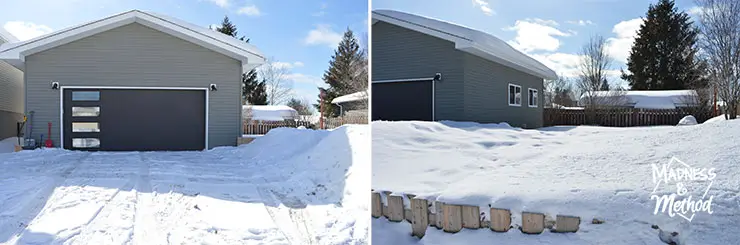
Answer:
0;10;265;151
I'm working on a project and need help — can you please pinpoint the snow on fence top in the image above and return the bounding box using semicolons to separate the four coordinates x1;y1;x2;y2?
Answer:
332;90;368;104
578;90;698;109
243;105;299;121
372;10;557;80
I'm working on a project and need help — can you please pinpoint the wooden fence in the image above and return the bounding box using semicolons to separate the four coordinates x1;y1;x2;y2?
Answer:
372;190;588;239
544;108;709;127
243;120;313;135
325;115;368;129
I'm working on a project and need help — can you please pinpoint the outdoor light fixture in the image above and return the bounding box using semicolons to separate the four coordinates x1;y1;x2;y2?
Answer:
433;73;442;82
209;84;217;91
51;81;59;90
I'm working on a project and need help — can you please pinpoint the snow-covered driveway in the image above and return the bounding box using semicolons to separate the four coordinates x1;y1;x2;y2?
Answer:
0;126;369;245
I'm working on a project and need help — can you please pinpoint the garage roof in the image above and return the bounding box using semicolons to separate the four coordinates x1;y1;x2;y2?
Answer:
372;10;557;80
0;10;266;71
0;27;19;43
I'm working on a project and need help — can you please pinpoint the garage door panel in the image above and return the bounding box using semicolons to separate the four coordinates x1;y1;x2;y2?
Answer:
372;81;432;121
63;89;206;151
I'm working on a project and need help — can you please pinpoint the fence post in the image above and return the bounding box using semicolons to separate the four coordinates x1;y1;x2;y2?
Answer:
411;198;429;238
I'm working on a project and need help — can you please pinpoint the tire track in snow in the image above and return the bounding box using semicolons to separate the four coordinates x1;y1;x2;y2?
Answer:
1;152;90;244
258;187;316;245
61;178;137;244
132;152;156;245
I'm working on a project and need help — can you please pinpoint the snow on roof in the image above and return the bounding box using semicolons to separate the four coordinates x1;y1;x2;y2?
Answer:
372;10;557;80
579;90;698;109
332;90;368;104
0;27;19;43
0;10;265;71
243;105;299;121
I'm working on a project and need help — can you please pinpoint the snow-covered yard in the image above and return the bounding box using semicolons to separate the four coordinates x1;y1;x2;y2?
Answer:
372;119;740;244
0;125;369;245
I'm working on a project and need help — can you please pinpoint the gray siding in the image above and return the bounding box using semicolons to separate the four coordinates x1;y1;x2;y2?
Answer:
0;41;24;139
462;53;543;128
25;23;242;149
371;22;464;120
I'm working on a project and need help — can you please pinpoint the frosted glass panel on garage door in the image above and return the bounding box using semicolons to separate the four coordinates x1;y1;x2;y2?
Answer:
72;91;100;101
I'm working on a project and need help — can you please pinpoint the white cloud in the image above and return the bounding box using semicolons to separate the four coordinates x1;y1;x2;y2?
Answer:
237;5;261;16
304;24;342;48
527;18;559;26
606;18;643;63
3;21;53;41
272;61;305;70
687;6;703;16
566;20;595;26
472;0;494;16
504;20;570;53
530;52;583;77
285;73;323;87
205;0;229;8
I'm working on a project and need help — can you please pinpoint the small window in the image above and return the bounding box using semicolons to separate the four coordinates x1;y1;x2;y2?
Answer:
528;88;538;108
72;122;100;132
508;84;522;106
72;138;100;148
72;91;100;101
72;107;100;117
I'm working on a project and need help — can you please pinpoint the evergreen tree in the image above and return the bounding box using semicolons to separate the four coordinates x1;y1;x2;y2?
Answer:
315;28;363;117
287;98;313;115
621;0;707;90
600;79;610;91
214;16;264;104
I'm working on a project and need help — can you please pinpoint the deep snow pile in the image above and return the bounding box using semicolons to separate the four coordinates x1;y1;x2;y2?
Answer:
0;125;368;244
372;120;740;244
677;115;698;125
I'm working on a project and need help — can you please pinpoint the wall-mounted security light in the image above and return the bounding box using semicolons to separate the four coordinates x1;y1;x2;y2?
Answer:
433;73;442;82
209;84;218;91
51;81;59;90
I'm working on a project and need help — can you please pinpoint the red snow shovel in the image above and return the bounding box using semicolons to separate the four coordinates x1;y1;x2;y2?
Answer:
45;122;53;148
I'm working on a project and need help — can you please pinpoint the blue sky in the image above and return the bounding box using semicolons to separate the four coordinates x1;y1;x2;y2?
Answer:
371;0;702;87
0;0;368;104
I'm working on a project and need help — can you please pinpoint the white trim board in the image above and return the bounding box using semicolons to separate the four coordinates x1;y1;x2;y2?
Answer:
372;77;433;83
0;10;265;72
59;86;209;150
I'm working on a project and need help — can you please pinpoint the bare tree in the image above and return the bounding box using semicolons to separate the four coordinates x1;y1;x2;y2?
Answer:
258;58;294;105
575;35;628;124
544;74;577;107
695;0;740;119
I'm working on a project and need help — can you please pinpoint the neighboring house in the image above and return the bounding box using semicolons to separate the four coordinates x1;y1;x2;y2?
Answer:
371;10;557;128
331;90;368;116
243;105;299;121
578;90;699;109
0;28;23;140
0;10;265;151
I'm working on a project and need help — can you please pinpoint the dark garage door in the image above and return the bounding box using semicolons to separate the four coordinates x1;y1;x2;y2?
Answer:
372;81;432;121
63;89;206;151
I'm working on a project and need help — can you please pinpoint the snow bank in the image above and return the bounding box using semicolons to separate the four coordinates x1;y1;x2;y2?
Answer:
243;105;299;121
372;120;740;244
0;137;18;153
677;115;697;126
704;114;727;124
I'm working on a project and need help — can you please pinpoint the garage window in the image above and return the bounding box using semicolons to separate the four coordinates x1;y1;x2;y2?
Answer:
72;122;100;132
72;138;100;148
508;84;521;106
528;88;538;108
72;91;100;101
72;107;100;117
